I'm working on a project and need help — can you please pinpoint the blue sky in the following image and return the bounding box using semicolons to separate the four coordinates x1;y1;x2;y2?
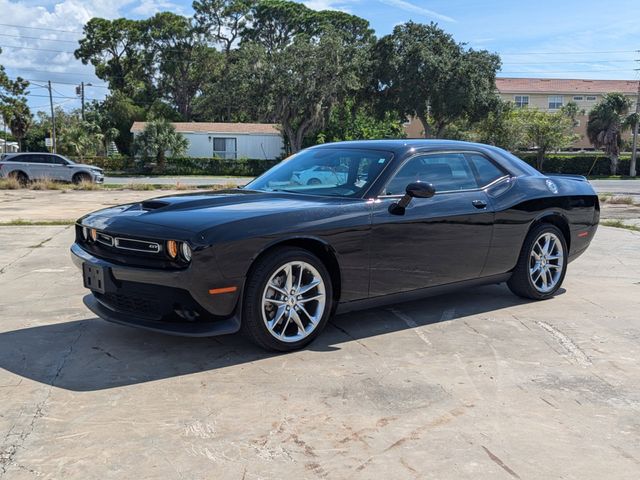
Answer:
0;0;638;113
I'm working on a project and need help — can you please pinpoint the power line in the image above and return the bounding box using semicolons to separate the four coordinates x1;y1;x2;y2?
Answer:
499;50;638;56
21;78;109;88
0;33;79;44
0;44;75;54
0;23;83;35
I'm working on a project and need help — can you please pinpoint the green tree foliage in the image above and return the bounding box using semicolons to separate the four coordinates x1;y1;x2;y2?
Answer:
471;100;525;151
587;92;633;175
317;98;405;144
133;119;189;168
22;108;107;157
1;99;31;151
519;108;579;171
373;22;500;138
193;0;256;53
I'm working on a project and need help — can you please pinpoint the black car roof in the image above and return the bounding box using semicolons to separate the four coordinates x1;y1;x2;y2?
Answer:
311;139;498;154
309;139;539;176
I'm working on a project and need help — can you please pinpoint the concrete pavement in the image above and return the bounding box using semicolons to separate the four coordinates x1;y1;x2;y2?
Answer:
0;225;639;479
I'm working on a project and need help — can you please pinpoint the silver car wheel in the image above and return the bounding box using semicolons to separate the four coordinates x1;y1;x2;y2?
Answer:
529;232;564;293
261;261;326;343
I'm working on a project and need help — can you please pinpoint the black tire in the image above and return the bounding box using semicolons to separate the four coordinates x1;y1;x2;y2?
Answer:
73;172;92;184
307;178;321;185
507;223;568;300
9;171;28;186
242;247;334;351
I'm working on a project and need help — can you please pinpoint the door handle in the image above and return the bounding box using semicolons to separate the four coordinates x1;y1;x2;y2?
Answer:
472;200;487;209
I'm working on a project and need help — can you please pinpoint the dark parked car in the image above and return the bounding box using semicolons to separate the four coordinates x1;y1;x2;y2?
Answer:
71;140;599;351
0;153;104;184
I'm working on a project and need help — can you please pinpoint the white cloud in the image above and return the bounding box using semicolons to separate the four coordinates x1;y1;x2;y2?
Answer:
303;0;358;12
131;0;184;16
379;0;455;23
0;1;167;111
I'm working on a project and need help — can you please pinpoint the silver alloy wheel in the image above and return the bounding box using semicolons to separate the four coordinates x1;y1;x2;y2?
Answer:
529;232;564;293
261;261;326;343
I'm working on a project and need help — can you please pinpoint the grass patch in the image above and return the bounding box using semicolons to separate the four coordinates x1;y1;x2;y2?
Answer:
0;177;21;189
124;183;157;191
601;220;640;232
0;219;75;226
606;195;636;205
29;179;66;190
72;180;101;191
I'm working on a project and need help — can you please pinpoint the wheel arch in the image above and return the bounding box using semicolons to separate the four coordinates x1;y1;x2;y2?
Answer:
72;170;92;182
247;236;342;303
8;169;28;180
529;211;571;253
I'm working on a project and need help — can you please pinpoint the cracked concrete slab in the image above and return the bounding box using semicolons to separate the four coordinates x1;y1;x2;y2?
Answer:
0;225;639;479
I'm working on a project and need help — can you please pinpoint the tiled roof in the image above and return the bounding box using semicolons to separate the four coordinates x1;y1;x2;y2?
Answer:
496;77;639;94
131;122;281;135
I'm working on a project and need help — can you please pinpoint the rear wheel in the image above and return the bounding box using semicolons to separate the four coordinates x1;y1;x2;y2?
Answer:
507;224;567;300
73;172;92;184
9;171;28;186
242;247;333;351
307;178;321;185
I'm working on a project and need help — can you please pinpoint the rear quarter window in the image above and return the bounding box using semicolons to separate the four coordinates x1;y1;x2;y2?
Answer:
467;153;507;186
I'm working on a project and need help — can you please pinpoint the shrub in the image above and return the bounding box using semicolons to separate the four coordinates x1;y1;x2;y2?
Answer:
0;177;21;189
78;156;280;176
516;153;631;176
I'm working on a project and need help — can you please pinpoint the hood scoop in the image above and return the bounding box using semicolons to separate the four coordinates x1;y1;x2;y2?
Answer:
141;200;170;211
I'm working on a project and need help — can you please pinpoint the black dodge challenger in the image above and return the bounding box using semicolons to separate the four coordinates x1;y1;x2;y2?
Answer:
71;140;599;351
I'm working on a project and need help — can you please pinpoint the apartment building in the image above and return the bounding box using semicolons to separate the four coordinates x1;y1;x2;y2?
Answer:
496;78;638;149
403;77;639;149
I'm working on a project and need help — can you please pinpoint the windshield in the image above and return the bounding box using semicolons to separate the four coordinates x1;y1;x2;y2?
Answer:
246;148;393;197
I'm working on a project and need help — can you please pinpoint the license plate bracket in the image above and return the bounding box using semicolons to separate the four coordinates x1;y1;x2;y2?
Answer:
83;262;107;294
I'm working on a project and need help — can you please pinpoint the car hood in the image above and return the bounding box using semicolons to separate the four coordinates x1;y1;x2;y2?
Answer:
74;163;102;171
78;189;360;236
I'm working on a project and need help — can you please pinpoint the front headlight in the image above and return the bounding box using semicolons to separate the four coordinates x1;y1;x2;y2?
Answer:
180;242;192;262
81;226;89;240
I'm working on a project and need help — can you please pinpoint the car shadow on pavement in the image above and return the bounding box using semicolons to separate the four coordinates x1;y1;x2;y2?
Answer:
0;284;551;391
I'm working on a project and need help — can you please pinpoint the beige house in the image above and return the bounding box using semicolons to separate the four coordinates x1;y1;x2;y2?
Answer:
496;78;638;149
404;77;639;149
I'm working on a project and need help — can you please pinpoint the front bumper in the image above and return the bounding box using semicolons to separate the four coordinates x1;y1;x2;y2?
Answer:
71;243;242;337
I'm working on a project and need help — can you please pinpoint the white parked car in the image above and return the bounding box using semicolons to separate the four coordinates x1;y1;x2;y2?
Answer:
292;165;349;186
0;153;104;184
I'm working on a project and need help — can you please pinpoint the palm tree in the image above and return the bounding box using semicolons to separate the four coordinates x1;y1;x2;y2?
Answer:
587;93;633;176
133;118;189;170
1;99;31;151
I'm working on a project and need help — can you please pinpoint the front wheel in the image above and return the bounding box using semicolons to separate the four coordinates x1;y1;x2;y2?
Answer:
507;224;568;300
242;247;333;351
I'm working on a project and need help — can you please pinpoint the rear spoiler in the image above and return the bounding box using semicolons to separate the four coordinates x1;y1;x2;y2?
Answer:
545;173;588;182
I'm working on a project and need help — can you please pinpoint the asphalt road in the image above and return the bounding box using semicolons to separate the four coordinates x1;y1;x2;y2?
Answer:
1;226;639;479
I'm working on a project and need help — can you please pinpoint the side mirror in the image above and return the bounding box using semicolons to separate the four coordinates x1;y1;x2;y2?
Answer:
406;182;436;199
389;182;436;215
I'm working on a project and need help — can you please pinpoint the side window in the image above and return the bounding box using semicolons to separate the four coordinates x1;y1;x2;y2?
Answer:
384;153;477;195
22;156;41;163
40;155;57;165
467;154;507;186
52;156;68;165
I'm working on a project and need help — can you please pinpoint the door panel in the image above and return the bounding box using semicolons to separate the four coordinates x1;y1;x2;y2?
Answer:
369;191;494;296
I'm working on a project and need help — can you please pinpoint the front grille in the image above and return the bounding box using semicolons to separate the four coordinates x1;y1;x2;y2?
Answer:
98;292;162;319
114;237;162;254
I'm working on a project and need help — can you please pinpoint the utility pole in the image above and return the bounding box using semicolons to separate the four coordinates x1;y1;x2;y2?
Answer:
631;60;640;177
48;80;57;154
81;82;85;120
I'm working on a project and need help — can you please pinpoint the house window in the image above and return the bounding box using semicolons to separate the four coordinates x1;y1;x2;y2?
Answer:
514;95;529;108
548;95;564;109
586;96;597;101
573;96;584;101
212;137;237;159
